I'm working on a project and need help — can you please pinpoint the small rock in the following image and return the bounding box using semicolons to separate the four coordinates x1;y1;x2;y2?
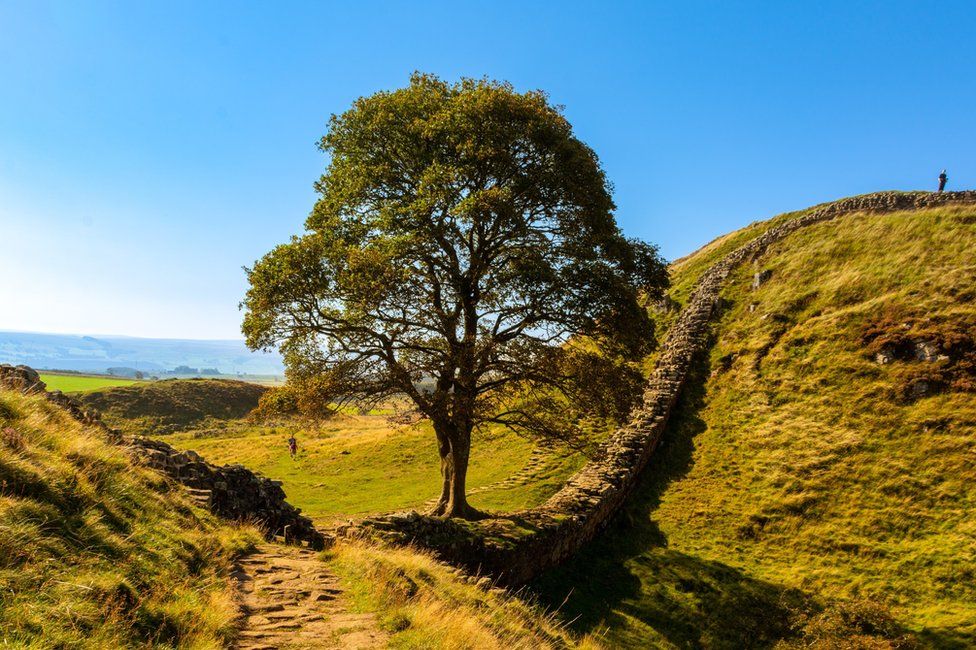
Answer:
752;269;773;290
475;576;493;591
913;341;940;362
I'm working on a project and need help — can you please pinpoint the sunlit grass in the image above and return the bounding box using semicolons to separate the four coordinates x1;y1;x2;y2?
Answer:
0;389;261;647
538;204;976;647
166;416;585;523
330;539;603;649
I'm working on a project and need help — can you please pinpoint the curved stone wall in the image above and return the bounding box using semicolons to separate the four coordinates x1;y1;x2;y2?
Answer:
347;190;976;585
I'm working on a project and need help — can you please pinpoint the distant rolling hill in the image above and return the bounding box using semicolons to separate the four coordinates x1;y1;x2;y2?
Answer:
0;330;283;376
76;378;268;434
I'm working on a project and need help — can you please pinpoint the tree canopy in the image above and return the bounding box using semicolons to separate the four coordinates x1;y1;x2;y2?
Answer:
243;73;668;518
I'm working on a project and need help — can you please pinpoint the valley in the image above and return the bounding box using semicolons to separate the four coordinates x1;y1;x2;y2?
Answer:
165;417;584;522
4;8;972;647
3;196;974;649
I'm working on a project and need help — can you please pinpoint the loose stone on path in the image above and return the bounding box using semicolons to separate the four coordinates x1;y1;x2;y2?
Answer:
234;543;384;649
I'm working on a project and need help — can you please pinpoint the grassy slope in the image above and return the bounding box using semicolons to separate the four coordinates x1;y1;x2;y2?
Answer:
537;204;976;648
76;378;266;434
166;417;585;523
0;389;260;648
0;389;591;649
331;541;601;649
39;372;138;393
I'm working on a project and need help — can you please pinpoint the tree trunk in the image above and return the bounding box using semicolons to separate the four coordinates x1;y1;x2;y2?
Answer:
427;425;452;516
426;420;483;519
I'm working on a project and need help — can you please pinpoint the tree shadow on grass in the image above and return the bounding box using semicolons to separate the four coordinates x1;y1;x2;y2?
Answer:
531;348;806;648
916;627;975;650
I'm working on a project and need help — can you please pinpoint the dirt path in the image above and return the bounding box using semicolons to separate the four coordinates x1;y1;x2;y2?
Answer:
233;543;384;649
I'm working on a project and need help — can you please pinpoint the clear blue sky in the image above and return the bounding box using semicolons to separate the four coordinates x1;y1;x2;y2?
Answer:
1;1;973;339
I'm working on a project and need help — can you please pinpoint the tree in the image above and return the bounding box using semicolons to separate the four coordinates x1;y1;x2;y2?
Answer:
242;74;668;518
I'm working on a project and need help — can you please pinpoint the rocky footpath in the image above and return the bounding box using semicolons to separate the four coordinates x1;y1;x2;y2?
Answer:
0;364;325;549
344;190;976;586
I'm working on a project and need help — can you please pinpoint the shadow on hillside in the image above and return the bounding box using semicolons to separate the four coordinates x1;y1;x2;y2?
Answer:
532;347;805;648
917;627;975;650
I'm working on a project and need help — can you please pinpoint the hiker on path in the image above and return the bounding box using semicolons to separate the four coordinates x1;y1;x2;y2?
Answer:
288;433;298;458
938;169;948;192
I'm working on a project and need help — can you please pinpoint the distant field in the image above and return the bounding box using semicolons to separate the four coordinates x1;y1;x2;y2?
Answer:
166;416;585;523
39;373;139;393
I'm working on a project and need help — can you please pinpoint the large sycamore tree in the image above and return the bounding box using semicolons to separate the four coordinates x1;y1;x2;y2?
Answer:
243;74;668;518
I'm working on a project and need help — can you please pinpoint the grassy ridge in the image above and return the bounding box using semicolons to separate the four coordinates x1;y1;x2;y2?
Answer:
537;204;976;647
0;388;260;648
77;378;266;434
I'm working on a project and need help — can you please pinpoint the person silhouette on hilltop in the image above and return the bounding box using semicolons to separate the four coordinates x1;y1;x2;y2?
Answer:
938;169;948;192
287;433;298;458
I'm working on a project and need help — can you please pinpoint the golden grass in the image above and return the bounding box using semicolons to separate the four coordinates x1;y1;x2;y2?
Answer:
0;389;261;648
330;539;603;649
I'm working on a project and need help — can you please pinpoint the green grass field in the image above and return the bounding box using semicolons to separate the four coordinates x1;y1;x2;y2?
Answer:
167;417;585;524
39;372;138;393
536;204;976;647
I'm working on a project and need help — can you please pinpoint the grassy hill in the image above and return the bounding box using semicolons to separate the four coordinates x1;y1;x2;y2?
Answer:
30;197;973;646
76;378;267;434
0;387;261;647
536;201;976;647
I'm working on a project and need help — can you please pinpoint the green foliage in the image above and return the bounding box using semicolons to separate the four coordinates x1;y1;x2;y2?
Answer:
538;204;976;647
0;389;260;647
242;73;667;515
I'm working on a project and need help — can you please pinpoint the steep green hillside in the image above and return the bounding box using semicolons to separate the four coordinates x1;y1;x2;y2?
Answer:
0;388;260;647
537;202;976;647
77;378;266;434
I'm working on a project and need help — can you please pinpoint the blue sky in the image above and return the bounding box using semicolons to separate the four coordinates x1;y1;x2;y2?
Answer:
1;1;973;339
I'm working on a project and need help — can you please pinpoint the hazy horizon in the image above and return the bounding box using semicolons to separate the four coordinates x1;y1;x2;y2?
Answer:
0;327;252;343
0;329;284;375
3;1;973;339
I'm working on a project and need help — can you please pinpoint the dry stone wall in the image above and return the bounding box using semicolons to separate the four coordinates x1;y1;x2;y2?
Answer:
0;364;325;549
346;190;976;586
